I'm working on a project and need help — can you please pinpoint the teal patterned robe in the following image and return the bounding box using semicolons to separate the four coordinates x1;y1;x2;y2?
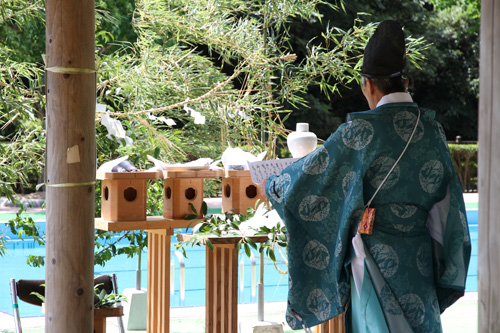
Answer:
265;103;471;331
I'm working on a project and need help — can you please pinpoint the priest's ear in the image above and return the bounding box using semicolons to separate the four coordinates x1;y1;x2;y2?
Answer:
361;77;376;100
362;77;375;95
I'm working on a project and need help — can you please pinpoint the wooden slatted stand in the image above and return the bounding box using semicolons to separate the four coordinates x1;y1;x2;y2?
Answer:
206;242;238;332
96;170;200;333
147;228;172;333
95;168;265;333
180;235;269;333
95;217;192;333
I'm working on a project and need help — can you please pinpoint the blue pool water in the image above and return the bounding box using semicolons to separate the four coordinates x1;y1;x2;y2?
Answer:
0;210;478;318
465;209;478;293
0;223;289;318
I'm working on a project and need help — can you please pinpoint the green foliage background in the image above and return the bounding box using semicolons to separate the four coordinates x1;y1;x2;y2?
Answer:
283;0;479;142
0;0;479;264
448;143;478;192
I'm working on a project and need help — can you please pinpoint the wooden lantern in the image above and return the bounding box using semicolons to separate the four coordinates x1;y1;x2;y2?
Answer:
162;169;223;220
98;171;160;222
221;170;265;214
163;177;204;219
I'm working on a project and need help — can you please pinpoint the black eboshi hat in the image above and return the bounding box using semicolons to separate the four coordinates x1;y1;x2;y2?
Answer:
361;20;406;79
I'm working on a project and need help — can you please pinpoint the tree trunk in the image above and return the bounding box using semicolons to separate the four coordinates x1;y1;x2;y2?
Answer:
478;1;500;331
45;0;96;331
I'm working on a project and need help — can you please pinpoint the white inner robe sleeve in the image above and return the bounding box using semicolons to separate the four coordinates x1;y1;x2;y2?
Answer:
427;186;451;246
352;233;366;298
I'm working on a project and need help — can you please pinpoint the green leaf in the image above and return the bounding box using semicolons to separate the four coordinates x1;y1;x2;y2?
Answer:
30;291;45;303
199;223;212;232
205;239;214;251
268;249;276;262
184;214;198;220
244;243;251;258
246;237;258;250
246;207;254;216
202;201;208;215
153;146;161;158
188;203;198;216
99;289;107;300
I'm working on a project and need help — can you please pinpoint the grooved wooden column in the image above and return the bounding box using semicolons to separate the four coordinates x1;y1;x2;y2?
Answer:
147;229;173;333
205;244;238;333
45;0;96;332
478;0;500;331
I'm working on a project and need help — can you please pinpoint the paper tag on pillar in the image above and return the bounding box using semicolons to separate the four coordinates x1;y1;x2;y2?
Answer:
66;145;80;164
357;208;375;235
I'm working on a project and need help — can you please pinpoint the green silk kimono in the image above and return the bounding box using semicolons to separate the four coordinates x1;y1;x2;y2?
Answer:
265;102;471;332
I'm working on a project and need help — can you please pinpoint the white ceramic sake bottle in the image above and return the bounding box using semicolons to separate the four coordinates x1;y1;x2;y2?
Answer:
287;123;317;158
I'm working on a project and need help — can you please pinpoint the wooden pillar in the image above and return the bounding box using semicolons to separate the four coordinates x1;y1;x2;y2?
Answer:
45;0;96;331
478;1;500;331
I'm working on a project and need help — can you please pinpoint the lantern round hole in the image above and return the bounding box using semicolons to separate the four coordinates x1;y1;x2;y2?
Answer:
123;187;137;202
185;187;196;200
246;185;257;199
224;184;231;198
